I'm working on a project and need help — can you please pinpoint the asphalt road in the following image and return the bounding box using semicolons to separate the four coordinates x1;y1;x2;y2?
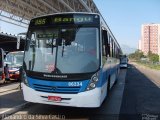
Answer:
0;82;26;117
3;63;160;120
119;63;160;120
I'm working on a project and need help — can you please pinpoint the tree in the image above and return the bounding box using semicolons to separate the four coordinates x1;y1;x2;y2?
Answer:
128;50;144;61
147;51;159;63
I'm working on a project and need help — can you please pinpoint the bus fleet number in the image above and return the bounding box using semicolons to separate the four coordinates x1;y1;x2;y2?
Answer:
68;82;83;87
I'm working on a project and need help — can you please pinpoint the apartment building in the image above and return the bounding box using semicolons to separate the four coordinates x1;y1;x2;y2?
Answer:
139;24;160;57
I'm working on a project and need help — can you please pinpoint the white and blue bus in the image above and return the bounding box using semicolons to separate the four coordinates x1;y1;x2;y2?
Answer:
20;13;122;107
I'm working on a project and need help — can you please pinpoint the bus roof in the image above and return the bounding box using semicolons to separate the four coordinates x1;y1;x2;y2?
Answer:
30;12;100;20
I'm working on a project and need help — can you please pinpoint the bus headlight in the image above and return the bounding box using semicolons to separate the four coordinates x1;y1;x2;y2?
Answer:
92;76;98;82
86;72;99;91
90;82;96;88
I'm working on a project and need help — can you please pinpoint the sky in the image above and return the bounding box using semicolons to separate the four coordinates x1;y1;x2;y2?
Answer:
94;0;160;48
0;0;160;48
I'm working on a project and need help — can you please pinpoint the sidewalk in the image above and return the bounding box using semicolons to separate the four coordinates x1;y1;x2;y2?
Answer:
0;84;28;119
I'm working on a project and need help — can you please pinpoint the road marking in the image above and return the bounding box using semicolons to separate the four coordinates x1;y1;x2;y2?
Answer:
0;89;20;96
0;102;29;119
0;83;21;93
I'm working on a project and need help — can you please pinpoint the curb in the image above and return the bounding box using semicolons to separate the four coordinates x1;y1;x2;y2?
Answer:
0;102;30;119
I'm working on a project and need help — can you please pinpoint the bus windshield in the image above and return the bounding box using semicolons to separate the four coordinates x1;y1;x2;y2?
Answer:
24;27;99;74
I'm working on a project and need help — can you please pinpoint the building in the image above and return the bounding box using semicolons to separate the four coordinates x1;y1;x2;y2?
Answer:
139;24;160;58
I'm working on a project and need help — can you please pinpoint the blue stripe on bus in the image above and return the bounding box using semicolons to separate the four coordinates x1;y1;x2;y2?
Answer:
27;77;90;93
26;64;119;93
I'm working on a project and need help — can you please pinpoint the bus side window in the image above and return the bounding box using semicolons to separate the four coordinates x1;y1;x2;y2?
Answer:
112;40;115;58
107;35;110;57
102;30;109;57
102;29;110;65
110;37;113;57
113;42;116;58
115;45;118;58
105;32;110;57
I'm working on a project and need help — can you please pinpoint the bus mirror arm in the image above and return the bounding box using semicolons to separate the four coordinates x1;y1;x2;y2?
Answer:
19;66;23;89
17;36;21;49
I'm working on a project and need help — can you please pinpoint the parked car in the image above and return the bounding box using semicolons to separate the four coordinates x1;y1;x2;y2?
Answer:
4;51;23;81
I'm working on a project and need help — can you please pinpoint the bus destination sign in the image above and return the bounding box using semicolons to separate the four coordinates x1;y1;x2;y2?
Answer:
53;16;93;23
30;14;99;27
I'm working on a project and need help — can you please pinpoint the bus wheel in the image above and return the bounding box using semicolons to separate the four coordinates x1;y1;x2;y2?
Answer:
107;76;110;94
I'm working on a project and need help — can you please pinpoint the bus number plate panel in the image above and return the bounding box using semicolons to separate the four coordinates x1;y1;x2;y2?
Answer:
48;96;61;102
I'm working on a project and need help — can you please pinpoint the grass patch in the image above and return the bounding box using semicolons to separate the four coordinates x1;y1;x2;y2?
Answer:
136;61;160;70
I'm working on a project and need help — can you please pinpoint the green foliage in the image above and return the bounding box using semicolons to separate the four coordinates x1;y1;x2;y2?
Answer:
128;50;144;61
147;51;159;63
137;61;160;70
129;50;159;62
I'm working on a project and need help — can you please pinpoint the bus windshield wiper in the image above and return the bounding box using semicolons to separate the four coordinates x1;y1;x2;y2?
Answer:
51;39;54;55
61;39;65;57
51;67;62;74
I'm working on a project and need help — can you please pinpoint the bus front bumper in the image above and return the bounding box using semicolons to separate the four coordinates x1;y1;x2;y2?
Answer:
22;83;101;108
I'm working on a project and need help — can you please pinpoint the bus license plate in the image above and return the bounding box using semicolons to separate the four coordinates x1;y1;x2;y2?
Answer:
48;96;61;102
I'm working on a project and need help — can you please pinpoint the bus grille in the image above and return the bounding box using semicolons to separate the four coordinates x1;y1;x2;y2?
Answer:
33;84;80;94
